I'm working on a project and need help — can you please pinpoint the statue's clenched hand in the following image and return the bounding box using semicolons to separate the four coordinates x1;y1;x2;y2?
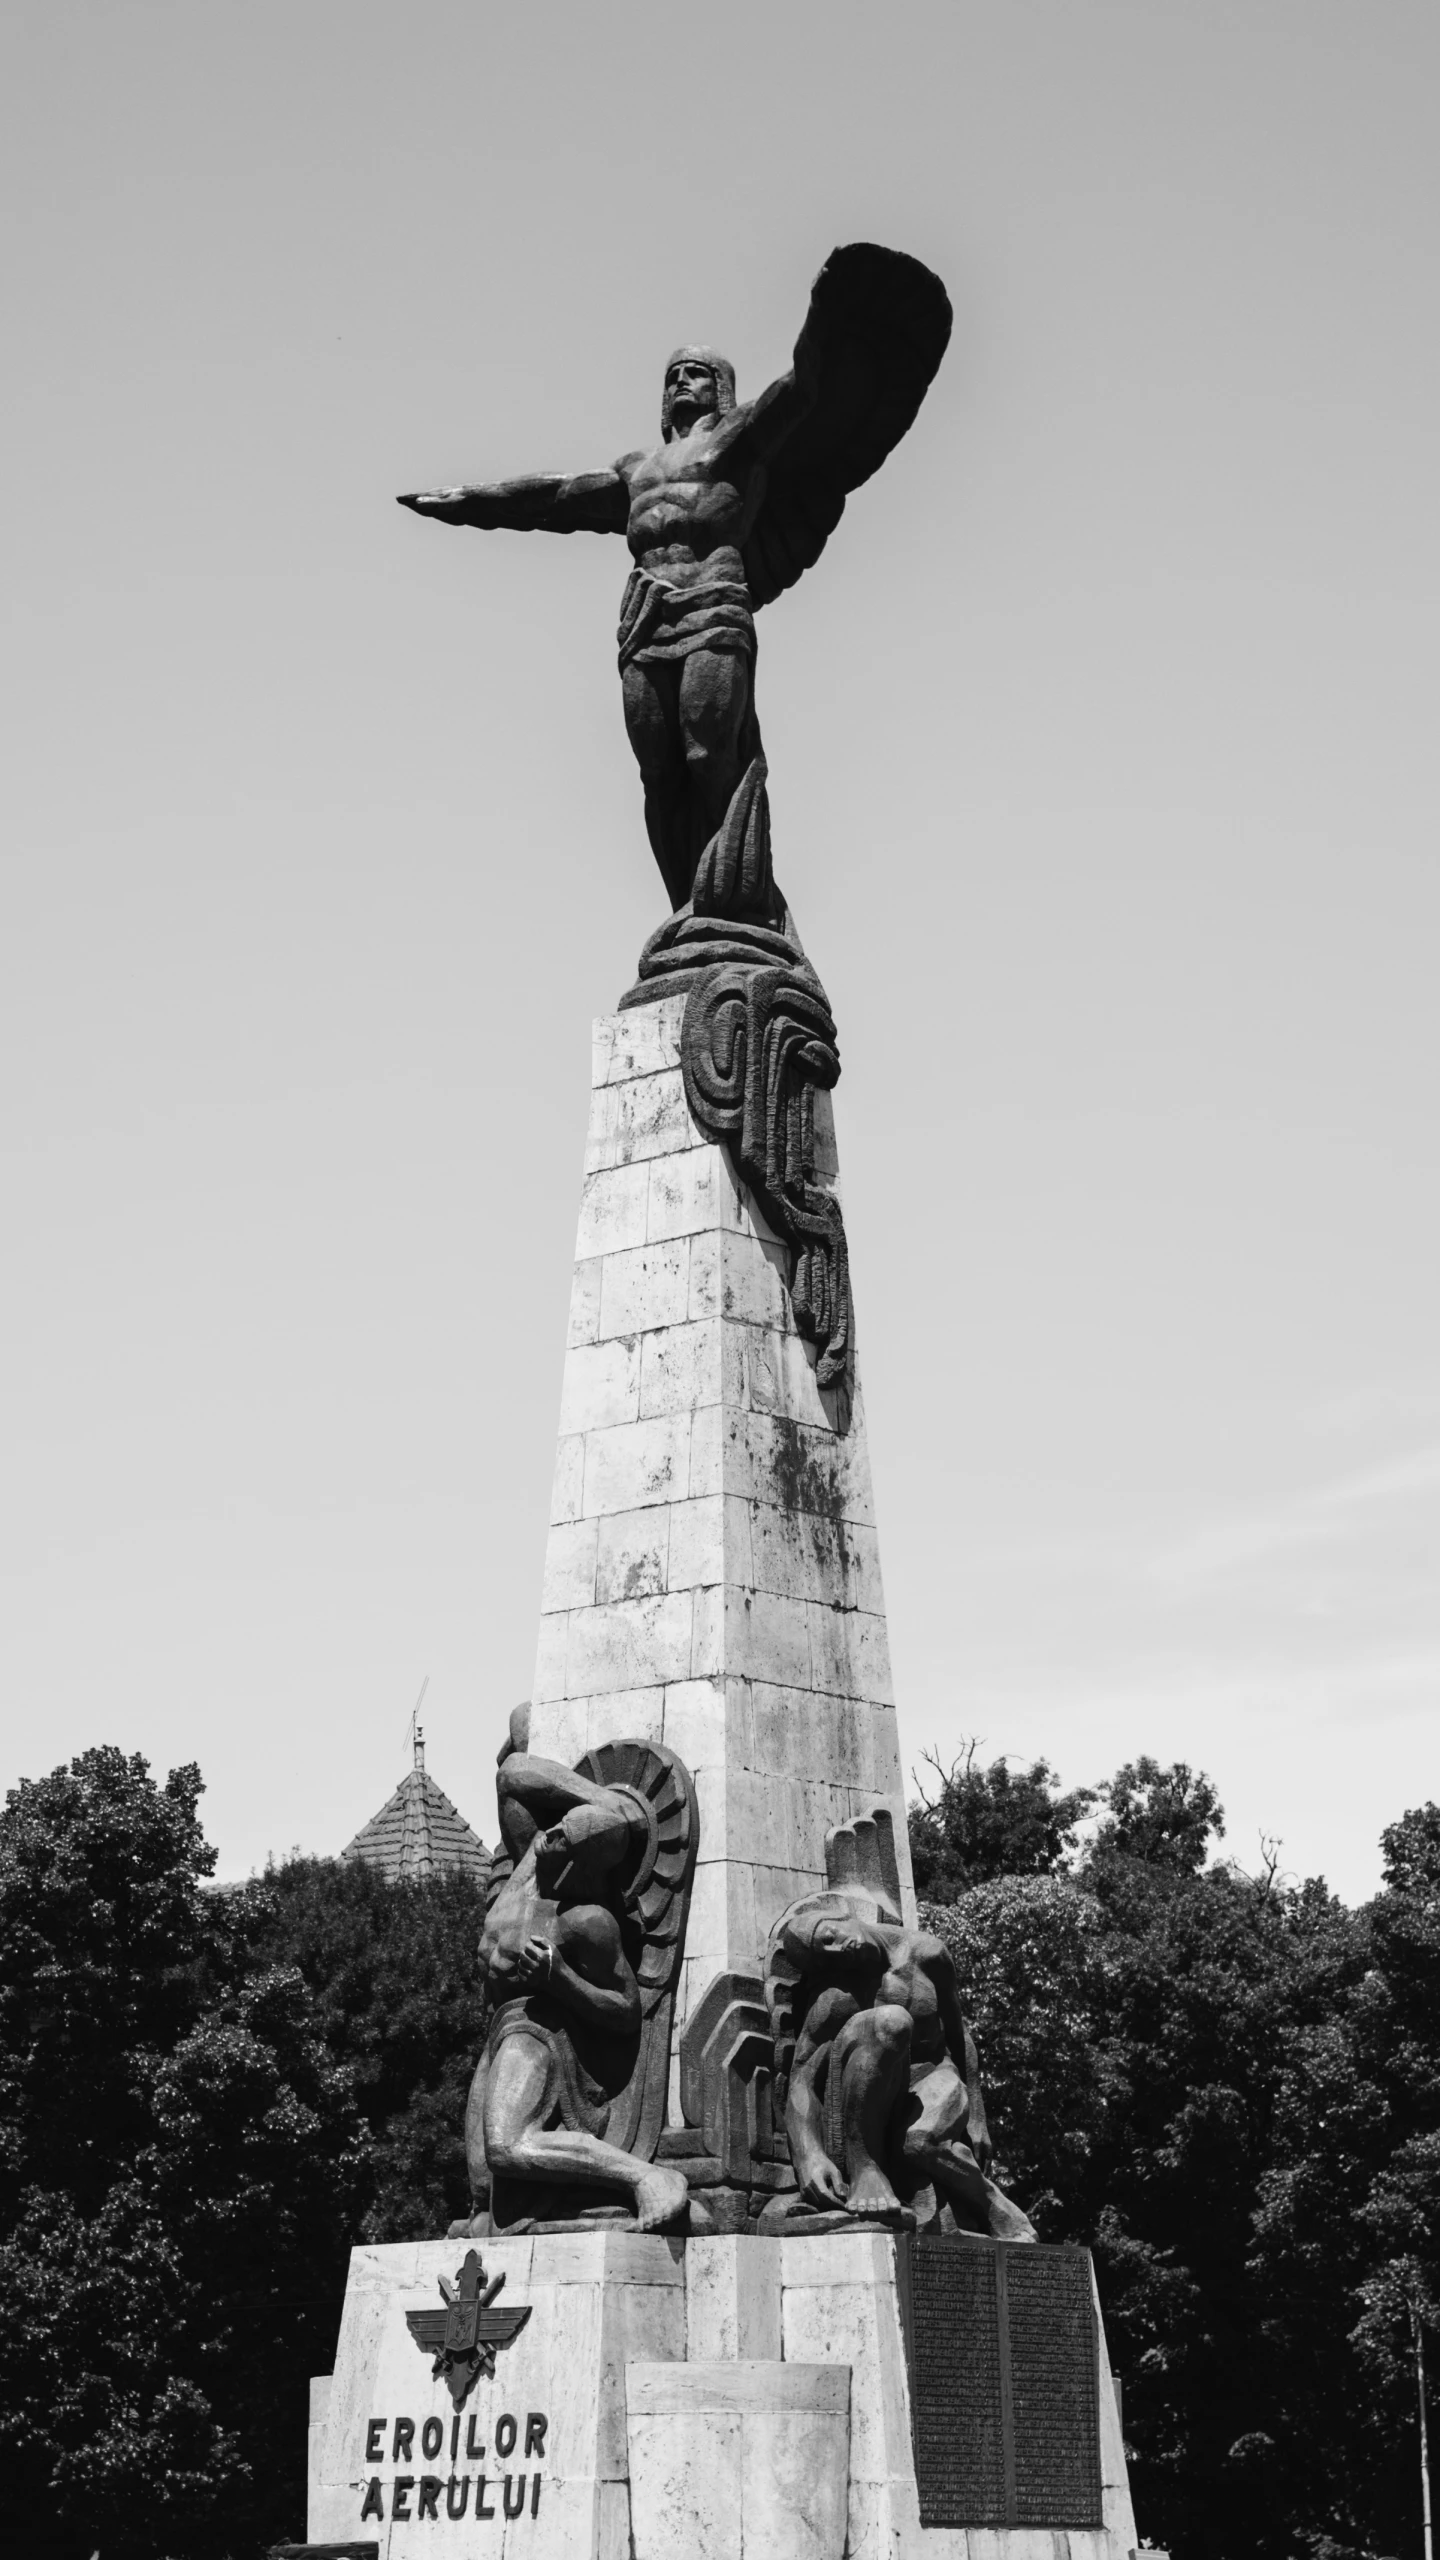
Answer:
513;1936;554;1989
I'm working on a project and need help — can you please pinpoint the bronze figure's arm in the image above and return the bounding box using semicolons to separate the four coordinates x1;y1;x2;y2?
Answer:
513;1905;642;2036
919;1933;994;2171
494;1750;637;1862
397;468;629;534
728;334;821;468
786;1985;859;2208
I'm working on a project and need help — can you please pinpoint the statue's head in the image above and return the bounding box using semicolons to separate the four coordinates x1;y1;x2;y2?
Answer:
662;345;736;440
534;1796;648;1903
780;1901;887;1985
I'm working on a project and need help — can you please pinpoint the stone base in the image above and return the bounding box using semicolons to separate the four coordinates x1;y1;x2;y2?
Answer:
307;2232;1137;2560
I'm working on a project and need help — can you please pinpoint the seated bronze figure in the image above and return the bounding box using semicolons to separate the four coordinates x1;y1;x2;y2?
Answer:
764;1883;1036;2240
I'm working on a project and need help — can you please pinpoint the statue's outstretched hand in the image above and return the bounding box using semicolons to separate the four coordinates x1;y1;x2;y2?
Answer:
397;488;471;523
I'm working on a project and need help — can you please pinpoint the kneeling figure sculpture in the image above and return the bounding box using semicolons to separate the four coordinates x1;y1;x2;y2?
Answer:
458;1708;699;2236
765;1883;1036;2239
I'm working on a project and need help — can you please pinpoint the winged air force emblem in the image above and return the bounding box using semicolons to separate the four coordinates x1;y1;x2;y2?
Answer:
404;2248;532;2409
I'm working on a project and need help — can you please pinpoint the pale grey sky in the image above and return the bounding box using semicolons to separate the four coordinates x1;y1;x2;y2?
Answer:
2;1;1435;1900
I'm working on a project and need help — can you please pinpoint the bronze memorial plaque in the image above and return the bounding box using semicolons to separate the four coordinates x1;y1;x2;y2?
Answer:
902;2236;1103;2530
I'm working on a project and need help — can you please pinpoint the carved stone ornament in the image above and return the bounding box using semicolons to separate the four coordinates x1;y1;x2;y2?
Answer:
403;2248;532;2409
621;757;852;1400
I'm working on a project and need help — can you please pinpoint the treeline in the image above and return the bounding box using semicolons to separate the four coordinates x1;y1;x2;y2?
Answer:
0;1745;1435;2560
0;1749;487;2557
914;1748;1440;2560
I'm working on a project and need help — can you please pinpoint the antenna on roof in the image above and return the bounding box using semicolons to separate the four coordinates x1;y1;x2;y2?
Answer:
406;1674;429;1771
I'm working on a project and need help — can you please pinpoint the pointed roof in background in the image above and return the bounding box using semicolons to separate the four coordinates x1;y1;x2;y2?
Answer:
341;1727;490;1885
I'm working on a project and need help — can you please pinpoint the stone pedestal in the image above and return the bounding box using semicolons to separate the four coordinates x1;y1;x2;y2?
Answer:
302;989;1146;2560
308;2233;1137;2560
627;2361;850;2560
530;994;914;2093
307;2232;683;2560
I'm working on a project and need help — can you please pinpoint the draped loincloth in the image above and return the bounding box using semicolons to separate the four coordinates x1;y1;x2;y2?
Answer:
485;1996;619;2143
617;566;756;674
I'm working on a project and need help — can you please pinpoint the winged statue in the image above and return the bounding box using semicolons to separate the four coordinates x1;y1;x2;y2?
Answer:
399;242;952;911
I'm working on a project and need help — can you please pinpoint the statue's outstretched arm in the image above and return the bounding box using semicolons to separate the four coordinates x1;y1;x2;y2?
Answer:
397;468;629;533
731;357;819;468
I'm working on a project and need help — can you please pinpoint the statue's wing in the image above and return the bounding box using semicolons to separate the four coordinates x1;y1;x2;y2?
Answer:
742;242;952;612
572;1737;700;2160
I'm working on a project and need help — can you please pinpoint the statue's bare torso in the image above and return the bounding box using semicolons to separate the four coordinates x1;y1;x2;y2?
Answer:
618;414;767;587
397;244;952;912
479;1844;624;2008
399;351;806;905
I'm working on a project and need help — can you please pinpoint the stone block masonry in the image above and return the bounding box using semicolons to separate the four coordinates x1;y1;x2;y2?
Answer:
528;993;916;2078
309;2233;1137;2560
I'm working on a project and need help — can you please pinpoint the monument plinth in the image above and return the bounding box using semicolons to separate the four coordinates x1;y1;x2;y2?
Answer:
298;237;1146;2560
531;989;913;2069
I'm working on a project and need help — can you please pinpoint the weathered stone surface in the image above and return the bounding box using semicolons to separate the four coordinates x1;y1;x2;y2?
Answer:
530;999;914;2073
310;2232;1137;2560
626;2361;850;2560
685;2236;783;2361
308;2232;681;2557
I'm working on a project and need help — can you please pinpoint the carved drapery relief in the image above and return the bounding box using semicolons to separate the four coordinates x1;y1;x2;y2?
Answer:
621;757;853;1401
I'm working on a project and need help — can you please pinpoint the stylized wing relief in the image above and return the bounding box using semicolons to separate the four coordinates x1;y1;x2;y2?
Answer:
404;2250;532;2408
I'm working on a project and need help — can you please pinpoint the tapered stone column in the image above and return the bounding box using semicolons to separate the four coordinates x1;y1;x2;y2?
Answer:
528;990;915;2076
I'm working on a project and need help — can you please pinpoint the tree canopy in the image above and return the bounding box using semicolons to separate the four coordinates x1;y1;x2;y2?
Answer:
1;1741;1436;2560
918;1749;1440;2560
0;1748;485;2559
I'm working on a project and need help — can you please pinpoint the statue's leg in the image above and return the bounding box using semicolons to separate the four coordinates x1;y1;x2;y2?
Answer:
483;2031;688;2231
910;2062;1037;2241
462;2045;490;2211
831;2001;912;2220
622;659;692;908
678;647;752;860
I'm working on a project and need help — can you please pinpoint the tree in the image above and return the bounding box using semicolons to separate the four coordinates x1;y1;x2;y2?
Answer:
225;1851;489;2240
0;1748;215;2218
923;1872;1107;2225
1084;1755;1226;1884
911;1756;1440;2560
908;1740;1095;1903
0;1751;366;2559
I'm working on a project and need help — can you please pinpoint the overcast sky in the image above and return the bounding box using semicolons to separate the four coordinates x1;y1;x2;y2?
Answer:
2;1;1435;1900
